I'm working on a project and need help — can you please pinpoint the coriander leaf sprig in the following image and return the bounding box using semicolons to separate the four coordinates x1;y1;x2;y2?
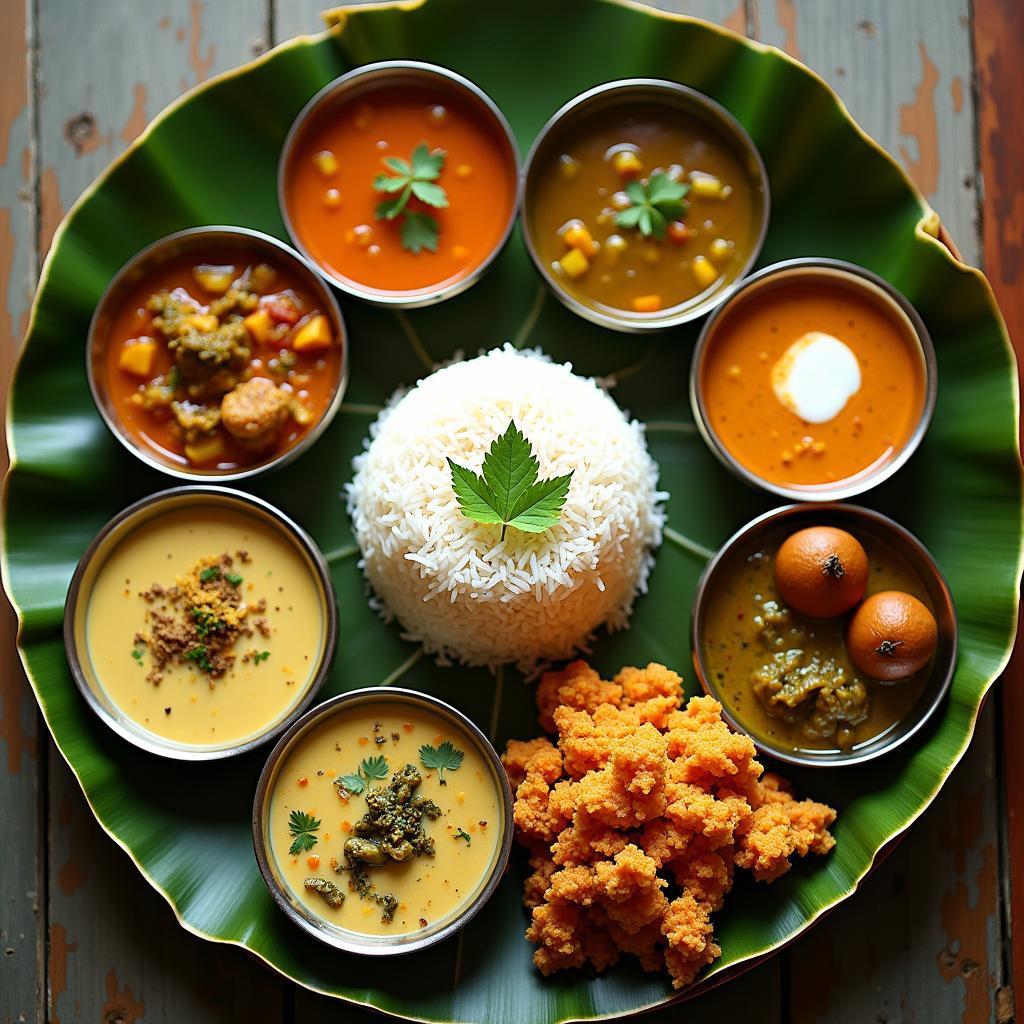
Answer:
373;142;448;254
336;754;390;796
615;171;690;239
448;421;573;541
419;740;465;785
287;809;321;855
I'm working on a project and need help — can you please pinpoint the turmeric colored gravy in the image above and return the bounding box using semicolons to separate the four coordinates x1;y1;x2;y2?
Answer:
284;83;517;297
700;277;926;488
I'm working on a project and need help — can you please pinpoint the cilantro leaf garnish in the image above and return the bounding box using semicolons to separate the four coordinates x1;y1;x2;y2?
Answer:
130;647;144;664
337;772;366;795
335;755;390;797
191;607;224;640
287;809;321;855
225;572;243;586
199;566;221;583
615;172;689;239
447;421;573;541
372;141;448;254
360;755;389;781
454;828;472;845
184;644;213;673
252;650;270;664
419;740;465;785
400;210;440;254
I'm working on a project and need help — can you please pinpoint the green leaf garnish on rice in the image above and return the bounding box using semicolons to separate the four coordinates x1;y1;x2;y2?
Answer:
447;420;573;540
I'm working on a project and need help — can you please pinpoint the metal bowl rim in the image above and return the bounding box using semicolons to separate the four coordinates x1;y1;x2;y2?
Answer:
688;256;939;500
85;224;349;482
251;685;515;956
519;76;771;333
277;59;522;309
689;501;958;768
62;484;339;761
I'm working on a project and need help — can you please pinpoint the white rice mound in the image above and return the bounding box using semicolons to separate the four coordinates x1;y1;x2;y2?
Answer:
346;345;667;672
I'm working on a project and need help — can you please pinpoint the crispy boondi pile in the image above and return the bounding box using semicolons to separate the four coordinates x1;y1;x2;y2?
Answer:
502;660;836;989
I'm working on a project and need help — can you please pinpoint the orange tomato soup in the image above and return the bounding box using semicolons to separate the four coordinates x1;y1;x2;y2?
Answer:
284;83;517;297
700;276;926;488
103;248;343;473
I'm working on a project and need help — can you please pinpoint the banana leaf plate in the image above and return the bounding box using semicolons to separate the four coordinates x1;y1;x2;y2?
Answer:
4;1;1022;1021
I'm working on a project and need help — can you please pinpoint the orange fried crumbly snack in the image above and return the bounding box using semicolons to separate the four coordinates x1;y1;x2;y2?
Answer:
502;661;836;990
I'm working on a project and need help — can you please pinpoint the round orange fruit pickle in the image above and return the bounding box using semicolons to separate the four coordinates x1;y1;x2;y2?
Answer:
846;590;938;681
773;525;869;618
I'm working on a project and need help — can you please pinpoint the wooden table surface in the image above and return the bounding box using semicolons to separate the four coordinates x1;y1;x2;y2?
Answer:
1;1;1021;1021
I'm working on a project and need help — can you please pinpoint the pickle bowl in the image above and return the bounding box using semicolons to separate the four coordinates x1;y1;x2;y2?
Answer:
691;502;958;768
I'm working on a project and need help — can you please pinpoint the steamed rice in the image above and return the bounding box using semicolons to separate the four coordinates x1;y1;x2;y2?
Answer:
346;345;667;671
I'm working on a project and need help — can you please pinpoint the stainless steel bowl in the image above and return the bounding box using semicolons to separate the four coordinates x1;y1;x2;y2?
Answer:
252;686;514;956
691;503;957;768
63;486;338;760
278;60;521;309
521;78;770;333
87;225;348;483
690;257;937;501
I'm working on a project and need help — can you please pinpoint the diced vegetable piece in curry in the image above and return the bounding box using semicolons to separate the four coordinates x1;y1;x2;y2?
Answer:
192;264;236;295
119;338;157;377
292;314;334;353
559;247;590;280
709;237;732;261
611;149;643;179
692;255;718;288
562;221;598;258
243;308;274;345
667;220;690;245
313;149;339;177
690;174;723;198
184;434;225;465
632;294;662;313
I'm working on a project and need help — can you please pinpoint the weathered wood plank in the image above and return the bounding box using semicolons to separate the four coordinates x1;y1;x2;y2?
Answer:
750;3;1004;1022
753;0;980;265
975;1;1024;1019
35;0;269;259
47;750;286;1024
781;705;1003;1024
33;2;285;1020
0;1;44;1022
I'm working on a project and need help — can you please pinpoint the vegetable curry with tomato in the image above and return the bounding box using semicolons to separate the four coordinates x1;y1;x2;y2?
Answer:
104;250;342;472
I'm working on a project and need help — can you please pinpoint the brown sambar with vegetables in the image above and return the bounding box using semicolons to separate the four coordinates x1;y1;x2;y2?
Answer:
525;89;765;325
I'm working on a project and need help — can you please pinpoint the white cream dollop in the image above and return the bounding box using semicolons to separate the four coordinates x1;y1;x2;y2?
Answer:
771;331;861;423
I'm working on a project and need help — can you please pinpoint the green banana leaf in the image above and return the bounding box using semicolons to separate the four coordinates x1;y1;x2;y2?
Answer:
3;1;1021;1020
